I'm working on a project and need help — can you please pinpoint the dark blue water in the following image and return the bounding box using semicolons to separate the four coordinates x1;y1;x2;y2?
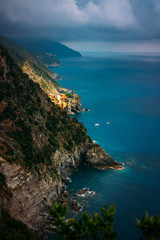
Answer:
50;53;160;240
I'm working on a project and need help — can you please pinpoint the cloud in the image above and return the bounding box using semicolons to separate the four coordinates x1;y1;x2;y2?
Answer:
0;0;87;27
0;0;160;41
84;0;138;29
0;0;137;29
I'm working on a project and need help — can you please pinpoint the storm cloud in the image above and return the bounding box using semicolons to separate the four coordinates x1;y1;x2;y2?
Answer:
0;0;160;42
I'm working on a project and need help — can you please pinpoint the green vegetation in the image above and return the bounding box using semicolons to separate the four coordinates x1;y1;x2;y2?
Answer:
0;35;59;88
50;203;160;240
0;210;41;240
33;52;61;66
0;45;90;167
136;212;160;240
50;202;117;240
0;203;160;240
0;34;159;240
7;125;34;166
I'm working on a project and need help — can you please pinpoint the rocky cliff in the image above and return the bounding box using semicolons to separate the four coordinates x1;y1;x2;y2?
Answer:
0;157;64;231
0;45;122;232
0;35;82;115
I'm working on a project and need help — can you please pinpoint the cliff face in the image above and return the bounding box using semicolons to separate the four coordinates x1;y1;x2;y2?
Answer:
0;157;63;231
0;144;121;232
56;145;122;178
66;93;82;115
0;45;122;232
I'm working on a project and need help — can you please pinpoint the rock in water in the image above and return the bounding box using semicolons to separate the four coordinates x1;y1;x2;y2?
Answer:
70;200;82;212
77;188;89;195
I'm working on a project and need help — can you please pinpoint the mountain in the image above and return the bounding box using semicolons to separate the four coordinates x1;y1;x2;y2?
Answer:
33;51;61;67
0;45;122;231
0;35;82;115
0;35;60;88
12;38;81;58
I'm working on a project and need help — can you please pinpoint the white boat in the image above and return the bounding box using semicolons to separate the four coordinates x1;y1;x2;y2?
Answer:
94;123;100;126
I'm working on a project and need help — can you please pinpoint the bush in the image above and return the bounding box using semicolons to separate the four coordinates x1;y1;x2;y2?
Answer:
136;212;160;240
7;125;34;166
50;203;160;240
0;210;41;240
50;202;117;240
48;135;60;150
46;115;59;131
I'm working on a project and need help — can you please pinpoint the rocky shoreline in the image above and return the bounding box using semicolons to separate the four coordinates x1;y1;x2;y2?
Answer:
0;145;123;232
0;46;123;234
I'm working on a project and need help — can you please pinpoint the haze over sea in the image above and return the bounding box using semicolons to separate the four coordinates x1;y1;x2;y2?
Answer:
50;53;160;240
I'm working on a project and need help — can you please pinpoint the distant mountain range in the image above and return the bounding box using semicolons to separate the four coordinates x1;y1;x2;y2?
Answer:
12;38;81;59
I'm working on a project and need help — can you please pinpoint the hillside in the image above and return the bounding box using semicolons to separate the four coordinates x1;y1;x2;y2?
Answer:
0;35;60;88
0;35;82;115
13;38;81;58
0;45;89;168
34;52;61;67
0;45;122;231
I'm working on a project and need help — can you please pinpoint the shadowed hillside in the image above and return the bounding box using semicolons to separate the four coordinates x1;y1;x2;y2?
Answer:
0;35;60;88
13;38;81;58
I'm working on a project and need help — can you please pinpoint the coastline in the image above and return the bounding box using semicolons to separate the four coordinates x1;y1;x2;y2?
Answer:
51;63;124;172
0;50;124;234
46;53;160;240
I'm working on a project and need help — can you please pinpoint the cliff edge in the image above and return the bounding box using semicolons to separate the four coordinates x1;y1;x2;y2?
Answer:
0;45;122;232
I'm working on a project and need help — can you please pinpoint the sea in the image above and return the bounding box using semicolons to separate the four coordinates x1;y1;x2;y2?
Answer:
50;52;160;240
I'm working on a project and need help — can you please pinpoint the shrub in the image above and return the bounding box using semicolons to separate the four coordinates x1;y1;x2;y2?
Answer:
48;135;60;150
0;210;41;240
50;203;160;240
50;202;117;240
136;212;160;240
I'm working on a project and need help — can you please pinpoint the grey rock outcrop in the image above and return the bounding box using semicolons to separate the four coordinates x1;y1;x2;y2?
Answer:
0;157;64;231
70;94;82;113
0;144;122;232
56;144;123;178
66;93;82;114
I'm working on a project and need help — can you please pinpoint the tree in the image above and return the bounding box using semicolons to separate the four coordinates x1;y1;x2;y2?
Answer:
50;202;117;240
136;212;160;240
50;203;160;240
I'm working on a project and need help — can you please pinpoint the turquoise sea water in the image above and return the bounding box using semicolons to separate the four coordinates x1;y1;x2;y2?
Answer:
50;53;160;240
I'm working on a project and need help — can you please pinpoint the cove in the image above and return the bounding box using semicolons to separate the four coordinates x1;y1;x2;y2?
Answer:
50;53;160;240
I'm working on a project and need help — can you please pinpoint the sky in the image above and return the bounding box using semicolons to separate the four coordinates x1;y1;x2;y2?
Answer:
0;0;160;52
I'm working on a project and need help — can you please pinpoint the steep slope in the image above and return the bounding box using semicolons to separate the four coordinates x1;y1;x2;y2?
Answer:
0;35;82;114
34;52;61;67
0;35;60;88
0;45;122;231
13;38;81;58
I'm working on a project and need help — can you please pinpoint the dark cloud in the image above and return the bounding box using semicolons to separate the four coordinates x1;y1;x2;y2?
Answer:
0;0;160;42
